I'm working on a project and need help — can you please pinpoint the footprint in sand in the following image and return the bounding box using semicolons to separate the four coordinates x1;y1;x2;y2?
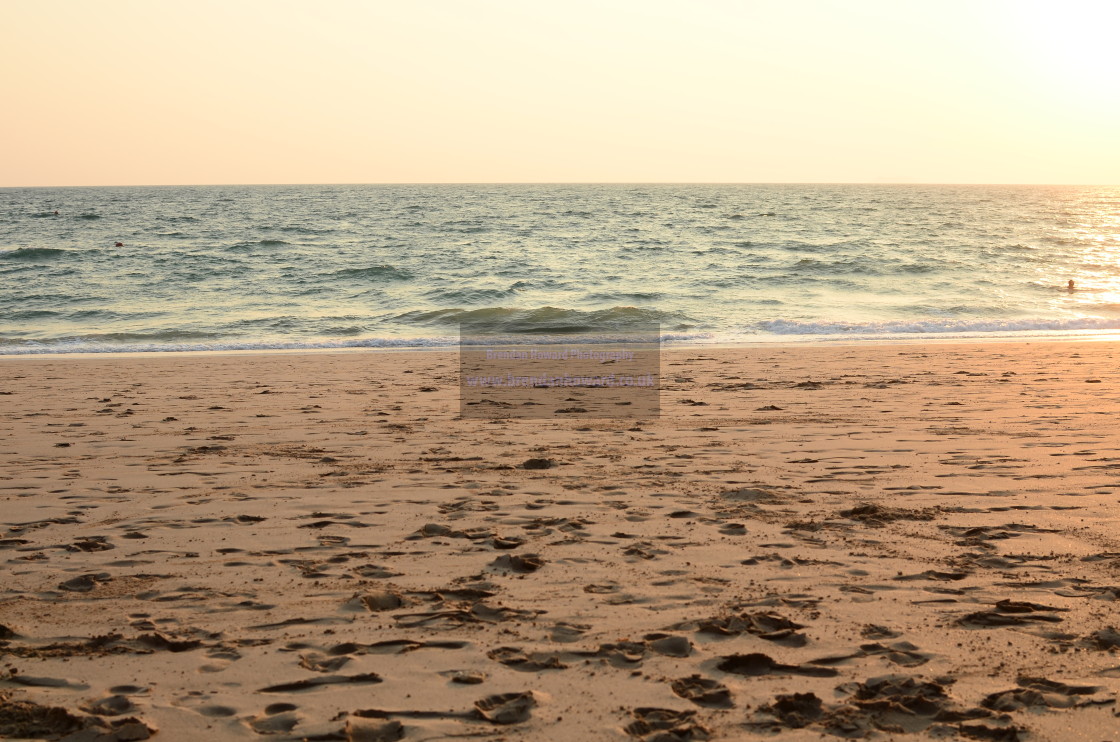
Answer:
549;622;590;642
624;707;709;741
299;653;351;672
489;553;545;573
671;675;733;708
956;599;1067;627
644;634;692;657
249;705;302;734
344;718;404;741
747;676;1021;738
808;640;933;668
351;564;403;579
474;692;537;725
80;695;136;716
982;677;1106;711
487;646;567;671
441;670;486;685
681;611;809;647
57;572;112;592
716;653;838;678
341;589;405;612
258;673;383;693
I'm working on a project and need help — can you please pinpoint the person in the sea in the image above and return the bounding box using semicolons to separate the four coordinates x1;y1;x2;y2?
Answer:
1068;279;1075;292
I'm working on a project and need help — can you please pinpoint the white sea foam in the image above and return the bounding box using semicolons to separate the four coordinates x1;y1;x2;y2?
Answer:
755;316;1120;335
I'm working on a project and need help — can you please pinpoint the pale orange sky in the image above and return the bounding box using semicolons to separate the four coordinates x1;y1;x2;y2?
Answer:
3;0;1118;186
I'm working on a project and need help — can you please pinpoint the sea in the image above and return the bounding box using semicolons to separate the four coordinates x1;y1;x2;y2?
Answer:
1;184;1118;355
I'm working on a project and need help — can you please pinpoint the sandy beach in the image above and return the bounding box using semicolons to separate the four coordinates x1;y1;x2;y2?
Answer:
3;341;1120;741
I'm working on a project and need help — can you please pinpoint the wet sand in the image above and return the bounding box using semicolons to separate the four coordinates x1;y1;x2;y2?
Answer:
2;342;1120;741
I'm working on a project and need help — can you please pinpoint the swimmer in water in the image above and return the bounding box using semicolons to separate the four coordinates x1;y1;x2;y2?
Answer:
1068;280;1076;292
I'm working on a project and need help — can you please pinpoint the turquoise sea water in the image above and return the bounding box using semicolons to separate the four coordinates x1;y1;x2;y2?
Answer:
1;184;1119;354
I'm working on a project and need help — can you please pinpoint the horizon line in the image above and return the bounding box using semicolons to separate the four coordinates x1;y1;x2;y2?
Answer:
2;181;1118;189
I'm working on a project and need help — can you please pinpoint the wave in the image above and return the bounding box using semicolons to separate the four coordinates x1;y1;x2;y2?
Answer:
582;292;666;302
4;309;60;320
279;225;335;235
788;257;910;276
392;305;690;333
227;239;291;252
0;247;71;261
0;264;38;276
333;265;414;281
63;309;170;321
315;326;365;336
619;244;669;252
65;330;226;342
423;288;517;304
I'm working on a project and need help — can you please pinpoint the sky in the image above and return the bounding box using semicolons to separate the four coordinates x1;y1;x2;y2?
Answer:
3;0;1118;186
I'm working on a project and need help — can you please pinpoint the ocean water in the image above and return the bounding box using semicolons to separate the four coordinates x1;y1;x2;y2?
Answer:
1;184;1118;354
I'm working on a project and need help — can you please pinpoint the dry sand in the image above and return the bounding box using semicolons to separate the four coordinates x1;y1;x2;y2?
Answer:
2;342;1120;741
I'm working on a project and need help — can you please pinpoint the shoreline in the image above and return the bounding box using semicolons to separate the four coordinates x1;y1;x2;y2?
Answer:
4;328;1120;361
